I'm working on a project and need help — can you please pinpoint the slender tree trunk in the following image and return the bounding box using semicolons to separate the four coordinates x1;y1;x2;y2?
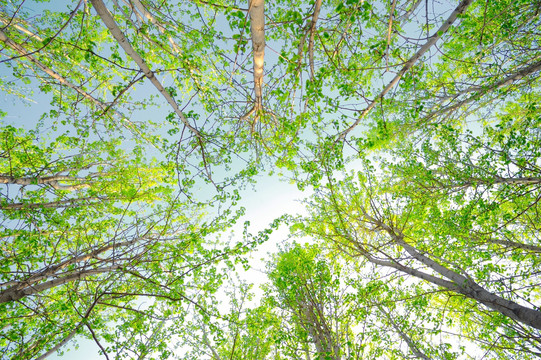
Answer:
379;306;431;360
0;175;90;190
89;0;201;137
425;59;541;120
300;301;340;360
396;0;423;22
130;0;182;54
342;209;541;330
436;59;541;102
35;326;80;360
0;265;120;303
389;234;541;329
307;0;322;79
356;236;541;330
1;197;102;210
1;237;143;289
249;0;265;111
0;30;97;104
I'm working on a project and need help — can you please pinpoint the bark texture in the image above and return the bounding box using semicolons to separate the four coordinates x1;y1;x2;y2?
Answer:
0;265;120;303
358;212;541;330
249;0;265;110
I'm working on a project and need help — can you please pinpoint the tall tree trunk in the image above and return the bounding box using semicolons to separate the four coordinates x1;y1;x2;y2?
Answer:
1;197;103;210
249;0;265;111
0;175;90;190
0;265;120;303
300;301;340;360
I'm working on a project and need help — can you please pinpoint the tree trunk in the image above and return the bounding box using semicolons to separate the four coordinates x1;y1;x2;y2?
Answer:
0;265;120;303
1;197;102;210
0;175;90;190
249;0;265;110
348;210;541;330
425;59;541;121
89;0;201;137
394;232;541;330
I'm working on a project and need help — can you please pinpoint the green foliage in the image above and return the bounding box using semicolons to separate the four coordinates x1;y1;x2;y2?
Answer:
1;0;541;358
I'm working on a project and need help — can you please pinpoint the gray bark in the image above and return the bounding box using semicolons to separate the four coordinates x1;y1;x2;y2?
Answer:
1;197;102;210
350;209;541;330
0;175;90;190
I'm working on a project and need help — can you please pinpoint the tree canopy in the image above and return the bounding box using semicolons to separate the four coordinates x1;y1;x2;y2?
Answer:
1;0;540;358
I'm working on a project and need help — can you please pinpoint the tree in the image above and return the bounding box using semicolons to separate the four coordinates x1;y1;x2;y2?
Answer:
300;134;541;357
0;123;255;359
1;0;541;358
0;1;264;357
202;242;466;359
266;244;348;360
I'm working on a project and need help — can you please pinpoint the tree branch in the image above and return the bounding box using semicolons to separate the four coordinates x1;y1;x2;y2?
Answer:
337;0;474;141
0;29;140;133
308;0;322;79
424;59;541;122
0;196;104;210
89;0;201;137
0;265;121;303
0;0;84;63
0;174;90;190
